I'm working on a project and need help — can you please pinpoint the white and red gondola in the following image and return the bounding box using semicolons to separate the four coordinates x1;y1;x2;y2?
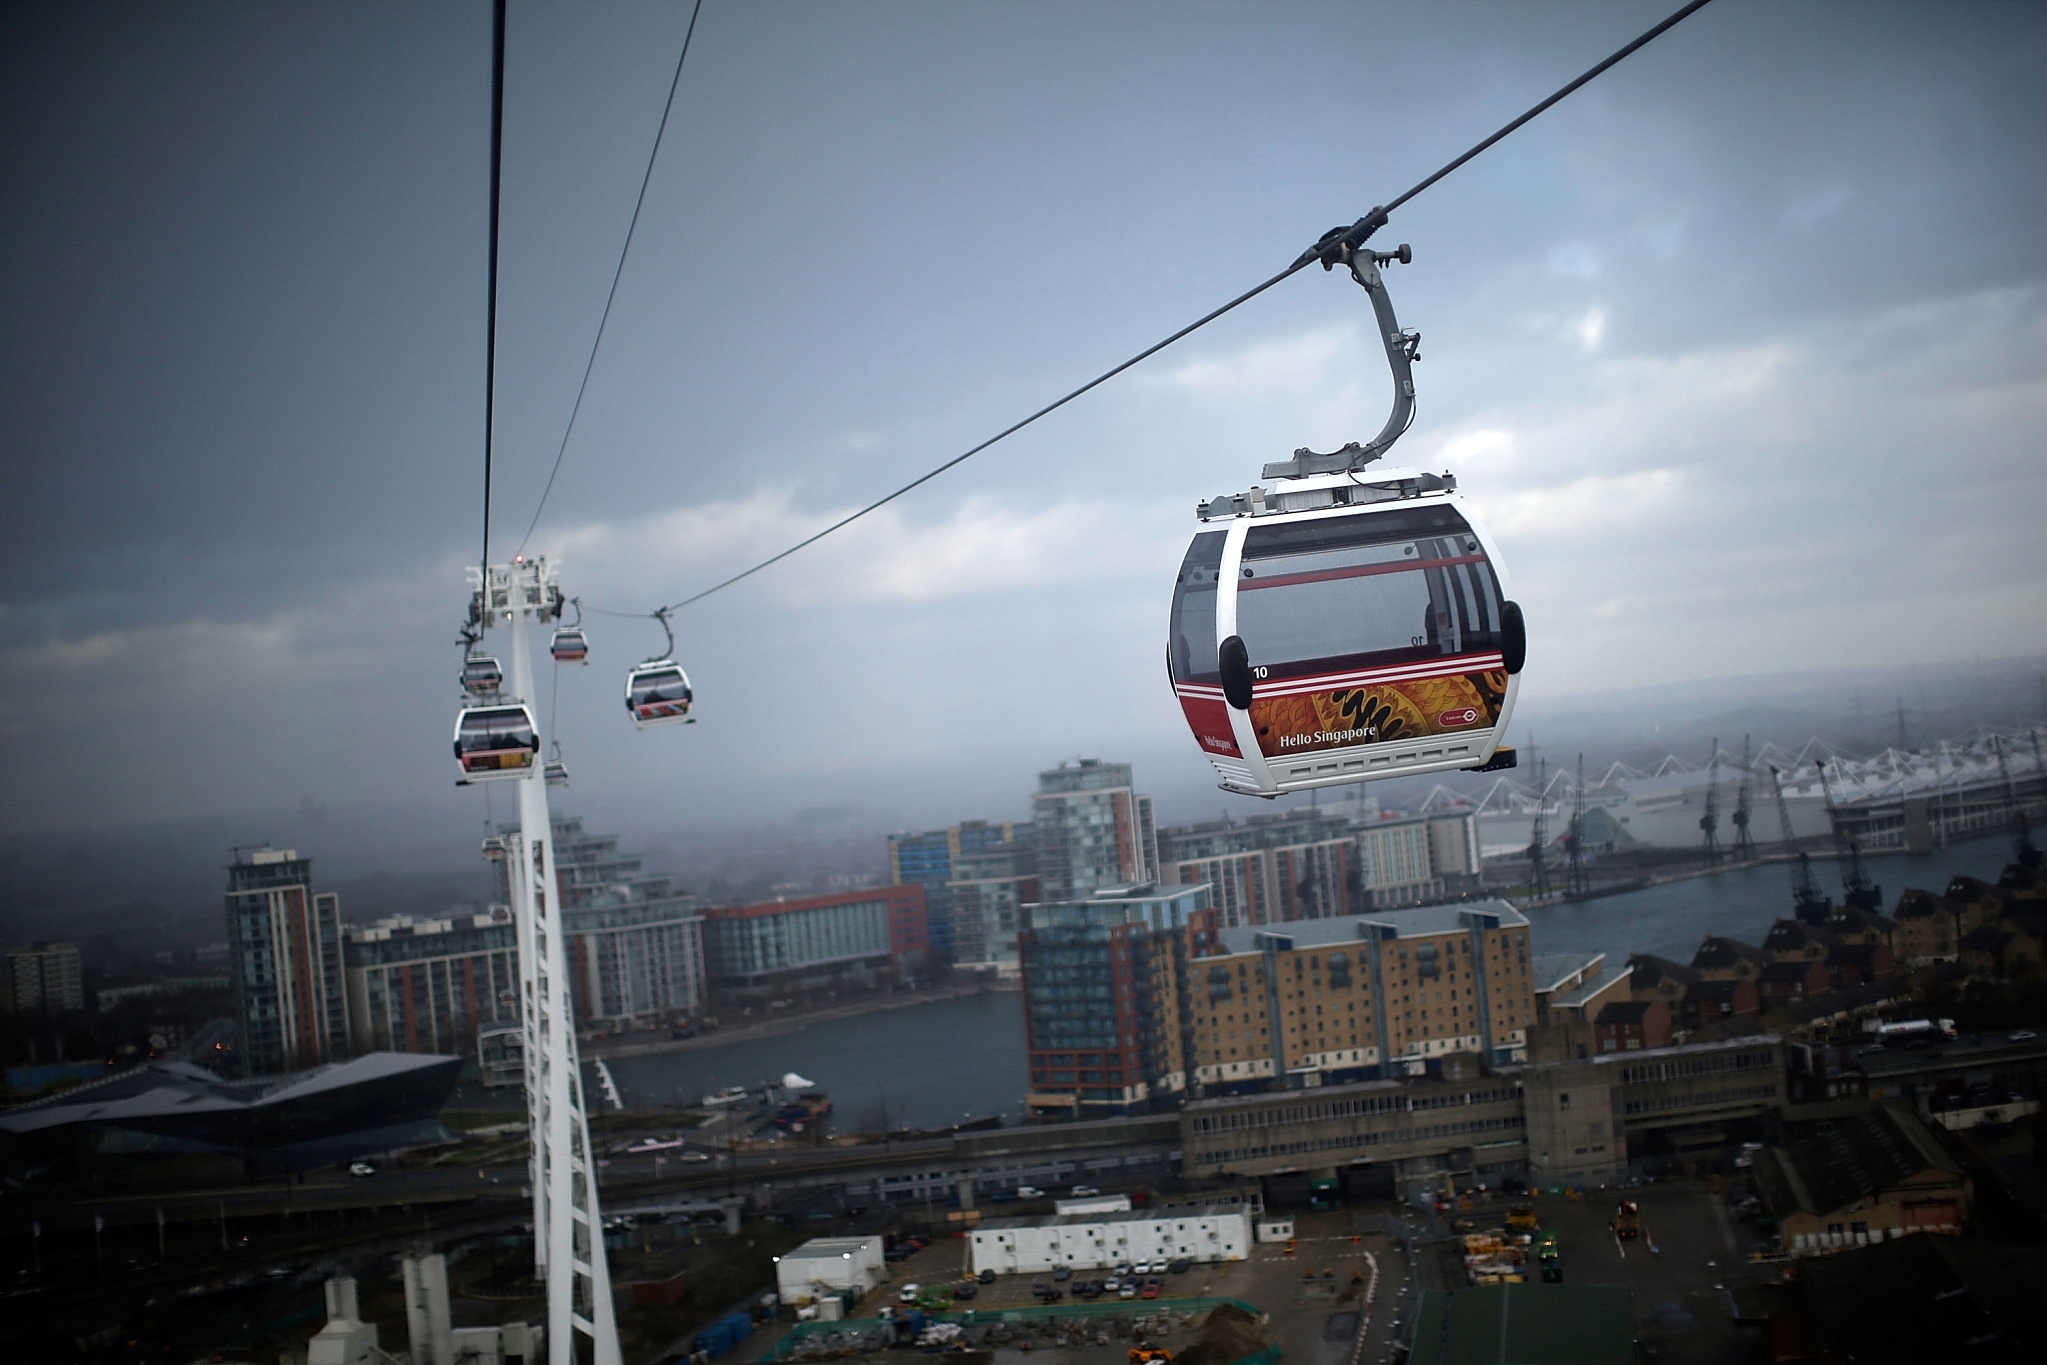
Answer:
1169;237;1523;797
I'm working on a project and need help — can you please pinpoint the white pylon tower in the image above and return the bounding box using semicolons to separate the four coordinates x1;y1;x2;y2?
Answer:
470;556;621;1365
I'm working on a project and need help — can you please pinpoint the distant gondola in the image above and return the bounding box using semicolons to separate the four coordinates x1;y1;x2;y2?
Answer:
550;626;589;664
461;653;505;695
625;661;694;729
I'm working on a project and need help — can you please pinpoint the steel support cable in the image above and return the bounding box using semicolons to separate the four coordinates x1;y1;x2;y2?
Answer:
517;0;707;556
481;0;507;571
604;0;1716;619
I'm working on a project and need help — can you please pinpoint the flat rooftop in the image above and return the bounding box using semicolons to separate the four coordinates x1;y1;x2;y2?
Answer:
1214;899;1528;954
974;1204;1247;1232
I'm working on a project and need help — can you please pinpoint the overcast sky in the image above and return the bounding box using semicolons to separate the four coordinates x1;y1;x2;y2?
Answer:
3;0;2045;848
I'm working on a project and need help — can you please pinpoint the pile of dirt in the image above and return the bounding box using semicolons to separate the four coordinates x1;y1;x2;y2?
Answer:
1169;1303;1268;1365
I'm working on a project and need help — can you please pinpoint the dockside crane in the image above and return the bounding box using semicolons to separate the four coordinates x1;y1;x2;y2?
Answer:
1565;753;1589;897
1527;751;1551;901
1814;759;1883;913
1699;737;1723;864
1731;734;1757;860
1994;735;2041;870
1770;764;1831;925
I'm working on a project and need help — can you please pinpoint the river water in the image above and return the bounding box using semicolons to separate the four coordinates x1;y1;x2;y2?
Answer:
607;833;2020;1128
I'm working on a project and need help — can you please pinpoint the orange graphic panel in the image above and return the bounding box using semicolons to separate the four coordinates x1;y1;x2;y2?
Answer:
1249;671;1505;758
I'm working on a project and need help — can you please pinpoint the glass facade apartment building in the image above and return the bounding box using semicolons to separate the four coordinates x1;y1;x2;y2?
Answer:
948;839;1040;971
499;815;707;1031
1157;809;1482;927
888;819;1029;961
342;909;519;1058
1020;883;1215;1118
1033;760;1158;903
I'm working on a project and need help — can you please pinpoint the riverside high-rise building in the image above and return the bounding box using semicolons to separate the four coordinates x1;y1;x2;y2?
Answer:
1032;760;1157;903
224;848;349;1076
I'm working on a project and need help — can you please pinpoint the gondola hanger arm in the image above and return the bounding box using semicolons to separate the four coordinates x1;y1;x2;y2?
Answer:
1263;236;1419;481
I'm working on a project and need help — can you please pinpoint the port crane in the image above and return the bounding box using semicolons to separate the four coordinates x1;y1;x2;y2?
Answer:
1769;765;1831;925
1730;734;1757;860
1527;752;1551;901
1994;735;2040;870
1699;738;1722;863
1814;759;1882;913
1563;753;1589;897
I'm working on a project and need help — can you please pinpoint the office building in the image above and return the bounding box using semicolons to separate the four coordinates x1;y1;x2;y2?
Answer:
3;941;84;1014
1020;882;1214;1118
702;885;928;1002
342;909;519;1058
225;848;349;1076
509;816;707;1031
947;838;1040;971
1033;760;1157;903
888;819;1029;961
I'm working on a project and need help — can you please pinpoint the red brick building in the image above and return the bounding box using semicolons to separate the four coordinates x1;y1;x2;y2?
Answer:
1593;998;1671;1052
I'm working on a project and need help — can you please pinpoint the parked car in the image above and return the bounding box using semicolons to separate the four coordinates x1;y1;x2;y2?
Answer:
1071;1185;1100;1197
348;1161;376;1177
1141;1280;1162;1300
1119;1283;1139;1299
977;1269;996;1284
1052;1265;1071;1281
952;1283;977;1300
1113;1262;1133;1277
1166;1258;1190;1274
898;1284;922;1304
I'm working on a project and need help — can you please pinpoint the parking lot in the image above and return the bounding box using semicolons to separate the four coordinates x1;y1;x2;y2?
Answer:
838;1213;1396;1365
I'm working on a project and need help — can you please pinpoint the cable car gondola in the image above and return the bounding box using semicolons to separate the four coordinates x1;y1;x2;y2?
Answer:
481;835;509;862
550;626;589;664
626;660;694;728
544;741;569;787
453;703;541;782
1169;238;1524;798
461;653;505;695
625;607;695;729
550;598;589;664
